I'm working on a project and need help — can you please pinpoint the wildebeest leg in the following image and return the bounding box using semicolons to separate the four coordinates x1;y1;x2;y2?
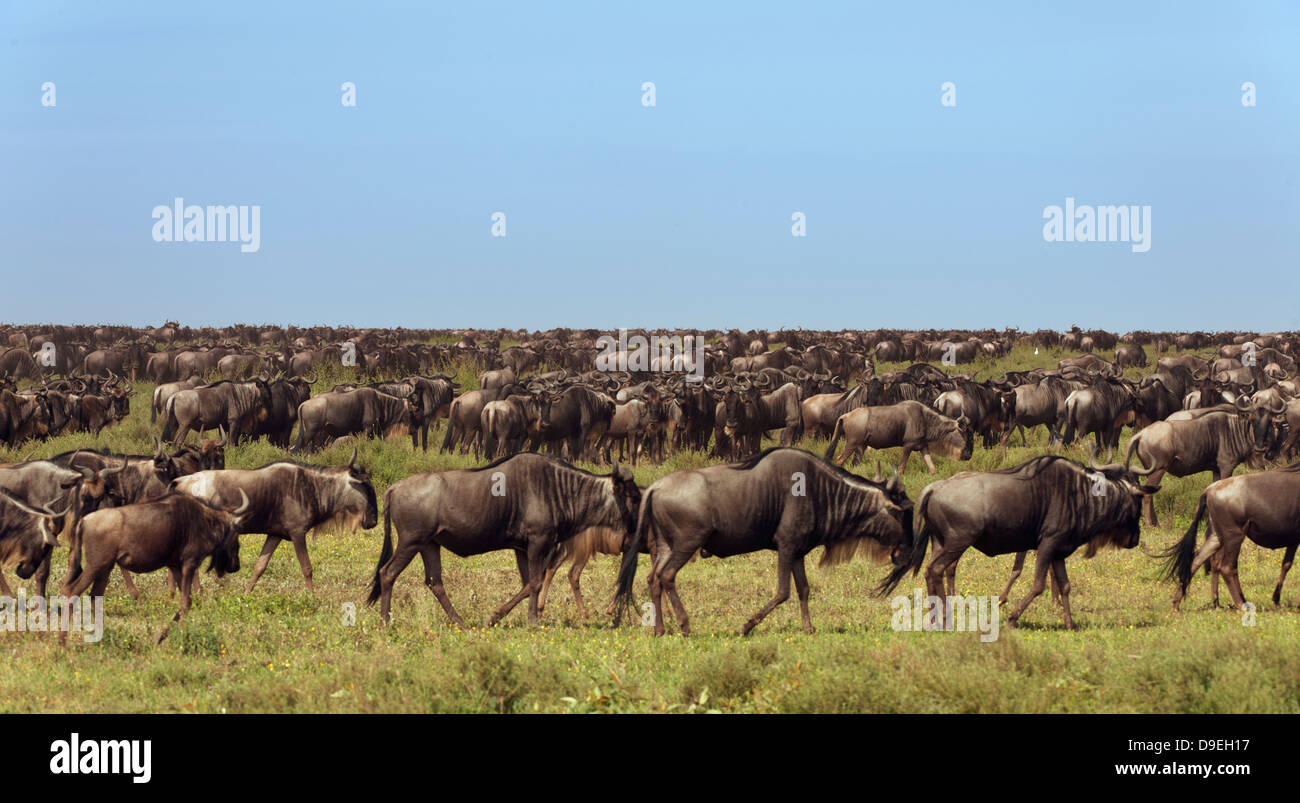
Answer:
246;535;284;592
998;552;1026;605
1141;469;1165;527
1050;559;1077;630
290;533;316;593
924;547;964;627
919;446;936;474
656;550;694;636
790;555;815;634
486;542;546;627
1171;532;1222;611
567;552;591;619
156;564;196;645
1006;552;1052;628
122;569;143;600
741;551;793;636
1271;545;1298;606
59;568;111;646
0;571;12;597
32;553;51;598
416;543;464;626
1213;526;1249;610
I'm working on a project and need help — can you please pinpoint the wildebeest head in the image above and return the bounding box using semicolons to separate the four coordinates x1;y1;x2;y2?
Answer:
0;489;72;578
934;414;975;461
1087;450;1160;550
722;376;760;433
203;489;251;577
339;448;380;530
196;427;228;470
1235;397;1278;467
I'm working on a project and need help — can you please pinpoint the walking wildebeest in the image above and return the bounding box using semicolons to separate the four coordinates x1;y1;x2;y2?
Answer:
367;453;642;627
613;448;914;636
171;449;378;592
1161;464;1300;611
824;400;973;473
910;455;1156;629
61;490;250;644
1123;399;1274;527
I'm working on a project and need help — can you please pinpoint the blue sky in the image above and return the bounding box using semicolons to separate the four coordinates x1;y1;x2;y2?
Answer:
2;1;1297;331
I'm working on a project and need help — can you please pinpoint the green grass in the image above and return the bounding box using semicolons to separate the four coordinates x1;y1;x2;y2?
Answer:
3;342;1298;714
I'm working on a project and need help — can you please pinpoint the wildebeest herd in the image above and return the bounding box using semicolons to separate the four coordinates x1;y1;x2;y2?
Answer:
3;322;1300;643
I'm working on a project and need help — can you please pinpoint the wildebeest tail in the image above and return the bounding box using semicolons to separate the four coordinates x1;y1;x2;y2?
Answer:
1060;396;1078;445
366;496;394;605
64;514;86;586
150;387;160;423
876;487;931;596
161;396;177;441
1123;430;1145;471
440;400;458;453
612;489;652;626
1158;492;1207;592
824;416;844;462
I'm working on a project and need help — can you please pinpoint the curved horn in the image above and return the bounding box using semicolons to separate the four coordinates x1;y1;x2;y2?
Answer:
217;425;228;447
874;461;883;483
153;436;164;459
232;488;250;517
303;373;318;385
348;446;358;470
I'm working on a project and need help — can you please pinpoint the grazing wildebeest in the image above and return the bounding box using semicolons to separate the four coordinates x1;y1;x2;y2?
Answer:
0;489;72;598
1059;376;1136;461
440;383;527;458
1000;375;1080;446
824;400;973;473
800;383;870;439
171;449;378;592
367;454;641;627
1162;465;1300;611
61;490;250;644
613;448;914;636
480;392;551;459
1123;399;1274;527
163;379;271;446
910;455;1156;629
151;375;204;424
293;387;414;452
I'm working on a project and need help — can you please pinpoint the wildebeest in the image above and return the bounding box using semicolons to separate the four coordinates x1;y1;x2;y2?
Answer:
824;400;973;473
171;449;378;592
61;490;250;644
1123;400;1274;527
1162;464;1300;611
480;391;551;460
294;386;414;452
367;453;642;627
440;383;527;458
0;488;72;597
163;379;271;446
910;455;1156;629
613;448;913;636
531;384;616;462
1060;376;1136;460
716;377;804;460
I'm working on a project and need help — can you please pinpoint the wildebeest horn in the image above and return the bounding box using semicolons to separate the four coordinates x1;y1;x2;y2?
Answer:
153;436;164;458
873;461;882;482
348;446;358;469
0;488;73;523
1234;395;1254;411
100;459;128;478
303;373;318;385
1269;396;1286;414
217;425;228;447
231;489;250;518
